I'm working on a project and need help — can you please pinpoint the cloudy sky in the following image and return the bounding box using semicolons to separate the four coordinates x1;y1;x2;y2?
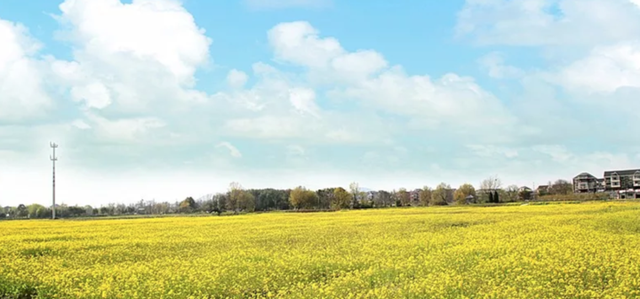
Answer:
1;0;639;207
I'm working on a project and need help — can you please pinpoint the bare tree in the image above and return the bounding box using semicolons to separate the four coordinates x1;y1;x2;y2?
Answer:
374;190;392;207
227;182;244;212
549;179;573;195
479;175;503;203
504;185;519;202
349;182;360;208
480;175;502;191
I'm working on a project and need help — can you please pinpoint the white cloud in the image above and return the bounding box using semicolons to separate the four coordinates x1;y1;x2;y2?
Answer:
211;22;521;146
328;50;388;83
268;21;388;85
216;141;242;158
268;21;343;68
456;0;640;46
478;52;524;79
547;42;640;94
84;112;166;143
261;21;519;142
227;69;248;89
53;0;212;114
288;87;320;118
456;0;640;144
10;3;635;207
0;19;53;121
57;0;211;85
333;69;517;137
215;58;392;144
70;82;112;109
6;0;219;151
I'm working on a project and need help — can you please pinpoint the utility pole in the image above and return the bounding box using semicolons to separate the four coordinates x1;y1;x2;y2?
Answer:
50;142;58;219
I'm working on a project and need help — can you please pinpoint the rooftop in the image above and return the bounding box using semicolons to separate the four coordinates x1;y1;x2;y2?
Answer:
574;172;596;179
604;169;640;177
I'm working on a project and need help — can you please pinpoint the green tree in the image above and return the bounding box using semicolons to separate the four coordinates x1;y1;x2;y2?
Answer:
227;182;255;213
315;188;335;209
419;186;432;207
493;190;500;203
16;204;28;218
179;197;197;213
397;188;410;207
237;191;256;212
256;189;288;211
27;204;47;218
289;186;319;209
489;191;495;203
431;183;451;206
454;183;476;205
331;187;351;210
67;206;86;217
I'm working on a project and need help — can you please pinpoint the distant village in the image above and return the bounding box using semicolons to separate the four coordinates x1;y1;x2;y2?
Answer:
568;169;640;199
2;168;639;220
506;168;640;201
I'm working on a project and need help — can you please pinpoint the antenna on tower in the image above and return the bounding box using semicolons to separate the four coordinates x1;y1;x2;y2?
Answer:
50;142;58;220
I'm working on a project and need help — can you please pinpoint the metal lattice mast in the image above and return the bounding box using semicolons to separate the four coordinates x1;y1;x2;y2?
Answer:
50;142;58;219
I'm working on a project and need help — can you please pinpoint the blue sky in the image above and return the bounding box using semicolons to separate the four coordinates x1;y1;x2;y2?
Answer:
1;0;640;206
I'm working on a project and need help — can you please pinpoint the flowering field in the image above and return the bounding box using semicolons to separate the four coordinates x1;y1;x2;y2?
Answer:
2;202;640;298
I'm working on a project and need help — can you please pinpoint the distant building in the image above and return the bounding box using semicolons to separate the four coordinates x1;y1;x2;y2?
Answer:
465;195;475;204
603;169;640;198
573;172;599;193
536;185;549;195
596;179;605;193
518;186;532;193
366;191;377;201
410;189;421;203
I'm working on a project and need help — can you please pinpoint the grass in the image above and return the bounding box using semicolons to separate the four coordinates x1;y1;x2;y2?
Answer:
2;202;640;298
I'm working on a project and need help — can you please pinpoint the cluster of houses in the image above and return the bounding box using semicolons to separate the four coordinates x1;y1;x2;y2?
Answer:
358;169;640;204
568;168;640;199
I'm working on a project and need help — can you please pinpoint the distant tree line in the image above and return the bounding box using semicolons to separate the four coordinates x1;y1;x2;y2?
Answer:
0;177;591;220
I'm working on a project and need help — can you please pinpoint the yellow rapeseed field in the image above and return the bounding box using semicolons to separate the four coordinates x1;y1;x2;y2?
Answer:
2;202;640;298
